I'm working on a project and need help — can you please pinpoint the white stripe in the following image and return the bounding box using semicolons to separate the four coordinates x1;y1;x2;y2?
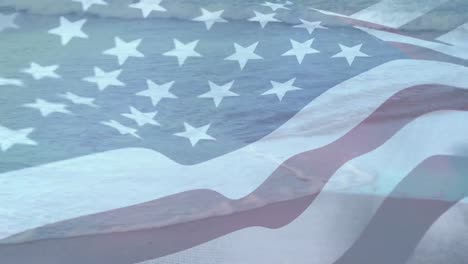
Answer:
144;110;468;264
351;0;449;28
357;26;468;60
436;22;468;47
0;78;23;86
1;60;468;239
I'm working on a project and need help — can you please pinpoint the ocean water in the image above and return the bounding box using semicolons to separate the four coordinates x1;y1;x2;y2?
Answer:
0;1;467;174
0;0;414;172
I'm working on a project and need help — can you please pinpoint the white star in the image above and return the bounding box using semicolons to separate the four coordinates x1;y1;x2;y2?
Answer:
262;77;302;101
72;0;107;11
248;11;280;28
23;98;71;116
21;62;60;80
0;13;19;32
58;92;97;107
129;0;166;18
199;80;238;107
122;106;159;126
163;39;202;66
101;120;140;138
0;77;23;86
225;42;263;70
0;125;37;151
192;8;227;30
48;17;88;46
332;44;369;66
261;1;290;11
293;19;327;34
83;67;124;91
136;80;176;106
174;122;216;146
282;38;319;64
103;37;144;65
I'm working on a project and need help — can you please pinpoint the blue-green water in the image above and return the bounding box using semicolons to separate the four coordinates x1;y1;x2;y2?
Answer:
0;0;409;172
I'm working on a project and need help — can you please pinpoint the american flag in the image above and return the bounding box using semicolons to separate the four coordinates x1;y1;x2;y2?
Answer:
0;0;467;263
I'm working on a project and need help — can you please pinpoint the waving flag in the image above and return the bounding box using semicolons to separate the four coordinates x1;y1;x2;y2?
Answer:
0;0;467;263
